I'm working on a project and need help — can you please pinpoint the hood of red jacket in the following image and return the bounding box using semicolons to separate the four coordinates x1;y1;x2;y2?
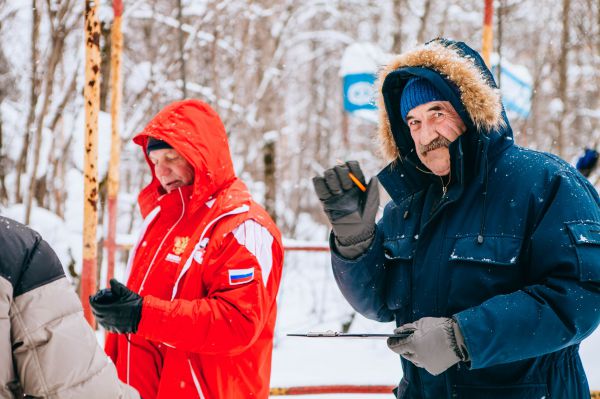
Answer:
133;99;237;217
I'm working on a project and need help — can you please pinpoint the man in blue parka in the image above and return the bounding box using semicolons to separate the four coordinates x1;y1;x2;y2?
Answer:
313;38;600;398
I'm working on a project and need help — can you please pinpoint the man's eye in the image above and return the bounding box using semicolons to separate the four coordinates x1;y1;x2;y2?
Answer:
434;112;444;118
408;120;419;126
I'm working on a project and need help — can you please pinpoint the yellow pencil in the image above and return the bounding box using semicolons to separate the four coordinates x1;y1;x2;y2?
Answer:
335;159;367;192
348;172;367;192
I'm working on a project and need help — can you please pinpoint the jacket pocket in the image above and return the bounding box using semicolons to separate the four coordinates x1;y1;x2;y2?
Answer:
447;235;523;311
384;236;415;313
449;235;521;266
566;221;600;281
452;383;548;399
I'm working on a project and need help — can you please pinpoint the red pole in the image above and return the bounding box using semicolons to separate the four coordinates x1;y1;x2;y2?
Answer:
482;0;493;67
106;0;123;286
270;385;395;396
269;386;600;397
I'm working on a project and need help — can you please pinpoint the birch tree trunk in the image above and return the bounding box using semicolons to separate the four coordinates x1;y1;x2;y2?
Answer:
25;6;67;223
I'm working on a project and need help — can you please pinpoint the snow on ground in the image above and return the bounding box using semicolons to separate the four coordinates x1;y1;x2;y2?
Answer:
581;329;600;389
270;249;399;397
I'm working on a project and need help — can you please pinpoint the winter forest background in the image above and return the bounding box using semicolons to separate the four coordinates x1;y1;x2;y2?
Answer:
0;0;599;394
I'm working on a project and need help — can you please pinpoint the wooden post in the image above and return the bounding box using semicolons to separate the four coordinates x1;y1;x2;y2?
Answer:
82;0;101;325
482;0;493;67
106;0;123;287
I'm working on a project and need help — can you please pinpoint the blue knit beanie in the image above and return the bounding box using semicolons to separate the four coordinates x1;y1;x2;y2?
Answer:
400;77;447;122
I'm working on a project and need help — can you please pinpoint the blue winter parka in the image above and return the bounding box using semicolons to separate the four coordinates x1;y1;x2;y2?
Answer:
331;39;600;399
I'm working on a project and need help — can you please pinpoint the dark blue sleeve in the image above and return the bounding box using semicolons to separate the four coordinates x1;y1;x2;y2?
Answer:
455;171;600;369
331;224;394;322
0;217;65;297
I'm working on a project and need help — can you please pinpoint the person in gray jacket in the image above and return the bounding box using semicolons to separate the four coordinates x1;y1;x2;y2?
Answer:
0;215;139;399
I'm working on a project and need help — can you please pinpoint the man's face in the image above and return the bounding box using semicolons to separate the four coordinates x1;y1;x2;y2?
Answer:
148;148;195;193
406;101;467;176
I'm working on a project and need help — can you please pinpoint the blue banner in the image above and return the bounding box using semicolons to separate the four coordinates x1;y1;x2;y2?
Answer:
343;73;377;112
492;64;532;119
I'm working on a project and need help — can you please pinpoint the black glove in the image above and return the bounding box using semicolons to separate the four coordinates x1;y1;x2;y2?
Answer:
89;279;143;334
313;161;379;257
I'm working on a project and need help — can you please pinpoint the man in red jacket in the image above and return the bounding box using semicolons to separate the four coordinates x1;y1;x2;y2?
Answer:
89;99;284;399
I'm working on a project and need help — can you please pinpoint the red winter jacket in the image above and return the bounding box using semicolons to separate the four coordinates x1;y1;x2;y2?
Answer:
105;100;283;399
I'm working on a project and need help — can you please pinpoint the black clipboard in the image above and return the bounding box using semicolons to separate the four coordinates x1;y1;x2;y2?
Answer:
287;330;413;339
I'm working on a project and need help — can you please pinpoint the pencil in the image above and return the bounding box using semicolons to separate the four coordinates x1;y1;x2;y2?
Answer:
335;159;367;192
348;172;367;192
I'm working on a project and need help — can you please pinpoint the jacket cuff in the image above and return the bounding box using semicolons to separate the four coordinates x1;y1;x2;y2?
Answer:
331;229;375;260
136;295;166;340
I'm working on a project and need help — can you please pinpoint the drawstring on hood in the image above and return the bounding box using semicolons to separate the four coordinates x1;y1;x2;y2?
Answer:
477;154;490;244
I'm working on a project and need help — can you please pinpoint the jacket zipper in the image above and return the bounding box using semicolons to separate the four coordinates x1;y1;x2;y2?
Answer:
139;188;187;292
188;359;207;399
124;205;161;281
170;204;250;398
127;188;187;384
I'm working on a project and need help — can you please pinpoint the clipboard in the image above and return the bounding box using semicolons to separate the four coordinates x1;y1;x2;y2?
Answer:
286;330;413;339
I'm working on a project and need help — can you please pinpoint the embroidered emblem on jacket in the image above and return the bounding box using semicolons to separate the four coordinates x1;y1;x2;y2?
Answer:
228;268;255;285
173;236;189;255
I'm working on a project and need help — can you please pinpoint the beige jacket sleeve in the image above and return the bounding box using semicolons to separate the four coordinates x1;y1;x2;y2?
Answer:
6;276;139;399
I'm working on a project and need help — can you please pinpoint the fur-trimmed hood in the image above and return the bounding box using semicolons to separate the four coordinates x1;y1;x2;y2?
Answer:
376;38;507;162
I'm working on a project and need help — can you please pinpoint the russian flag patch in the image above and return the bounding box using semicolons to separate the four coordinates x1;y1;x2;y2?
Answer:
228;268;254;285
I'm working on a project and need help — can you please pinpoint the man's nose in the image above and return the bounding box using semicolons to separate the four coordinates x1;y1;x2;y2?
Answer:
155;164;170;178
419;121;438;145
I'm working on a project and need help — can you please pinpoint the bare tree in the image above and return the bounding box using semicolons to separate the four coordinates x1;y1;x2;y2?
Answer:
391;0;405;53
416;0;433;44
25;0;78;224
555;0;571;157
15;0;40;204
176;0;187;98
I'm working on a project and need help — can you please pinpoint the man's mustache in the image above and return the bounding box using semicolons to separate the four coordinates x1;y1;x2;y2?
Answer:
419;136;452;155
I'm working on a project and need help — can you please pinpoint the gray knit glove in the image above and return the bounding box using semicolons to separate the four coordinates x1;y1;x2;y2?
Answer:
387;317;469;376
312;161;379;258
